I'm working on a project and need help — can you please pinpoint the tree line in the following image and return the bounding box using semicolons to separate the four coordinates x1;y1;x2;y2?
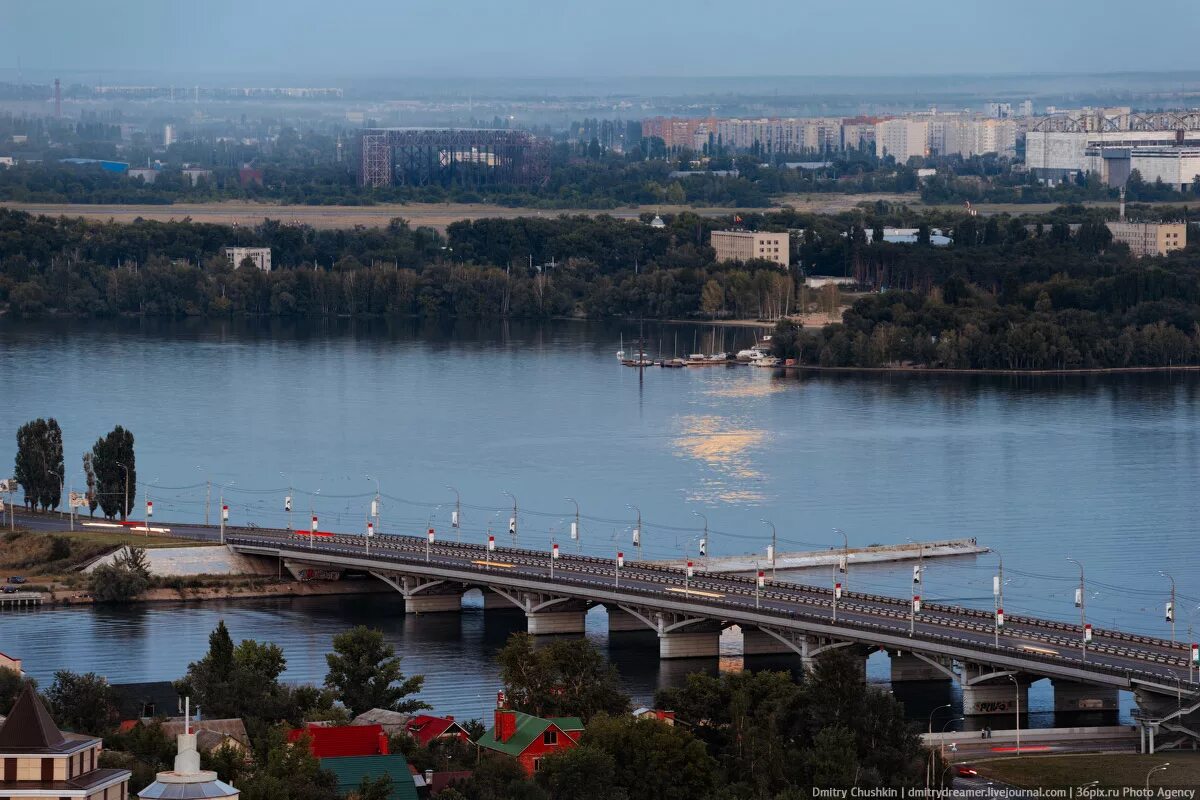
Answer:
13;417;135;517
0;625;941;800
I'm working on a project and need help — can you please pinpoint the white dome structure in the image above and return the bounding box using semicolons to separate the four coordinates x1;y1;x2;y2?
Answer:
137;701;239;800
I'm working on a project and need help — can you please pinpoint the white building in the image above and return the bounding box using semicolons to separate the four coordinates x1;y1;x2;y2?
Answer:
164;124;176;147
225;246;272;272
875;119;929;161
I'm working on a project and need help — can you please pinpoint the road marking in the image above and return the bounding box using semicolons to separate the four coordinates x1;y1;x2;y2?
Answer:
665;586;726;599
471;559;515;569
1017;643;1060;656
82;522;125;529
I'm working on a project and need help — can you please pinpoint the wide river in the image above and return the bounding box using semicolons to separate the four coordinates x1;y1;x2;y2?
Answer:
3;317;1199;727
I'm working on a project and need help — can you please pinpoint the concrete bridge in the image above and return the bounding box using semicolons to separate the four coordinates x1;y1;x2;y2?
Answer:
221;528;1200;754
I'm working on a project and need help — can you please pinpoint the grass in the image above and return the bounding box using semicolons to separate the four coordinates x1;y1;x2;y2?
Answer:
975;753;1200;789
0;529;204;577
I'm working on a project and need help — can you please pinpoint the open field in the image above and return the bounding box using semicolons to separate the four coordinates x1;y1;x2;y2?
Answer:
974;753;1200;789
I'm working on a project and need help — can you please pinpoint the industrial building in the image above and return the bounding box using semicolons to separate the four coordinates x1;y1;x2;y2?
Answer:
1087;146;1200;191
711;230;790;267
1107;220;1187;258
225;246;272;272
357;128;548;188
1025;111;1200;180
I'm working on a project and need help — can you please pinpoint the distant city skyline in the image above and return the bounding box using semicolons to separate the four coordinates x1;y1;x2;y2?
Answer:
3;0;1200;81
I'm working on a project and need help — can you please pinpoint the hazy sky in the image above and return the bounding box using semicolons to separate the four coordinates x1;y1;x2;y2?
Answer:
3;0;1200;81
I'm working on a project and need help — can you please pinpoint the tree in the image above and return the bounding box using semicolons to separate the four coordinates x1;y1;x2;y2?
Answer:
579;714;719;800
497;633;629;722
82;451;98;516
324;625;429;716
536;745;624;800
88;561;150;602
91;426;135;520
13;418;64;511
349;775;392;800
455;756;540;800
117;546;152;578
43;670;120;735
805;725;859;788
700;279;724;318
238;726;338;800
0;667;35;715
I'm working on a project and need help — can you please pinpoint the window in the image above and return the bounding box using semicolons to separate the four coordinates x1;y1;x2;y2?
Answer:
543;729;558;745
532;758;543;772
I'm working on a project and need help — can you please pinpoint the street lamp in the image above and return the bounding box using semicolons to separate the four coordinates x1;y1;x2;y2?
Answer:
565;497;580;550
503;491;518;545
992;548;1005;646
1007;674;1021;754
692;511;709;566
627;504;642;561
939;717;964;765
280;472;292;532
446;485;461;541
926;702;952;788
198;465;211;525
1161;571;1177;644
1068;557;1088;661
115;461;131;522
834;528;849;588
366;474;381;534
1146;762;1169;790
760;519;777;578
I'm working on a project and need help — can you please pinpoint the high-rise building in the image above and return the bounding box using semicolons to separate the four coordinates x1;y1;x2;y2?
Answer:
164;124;176;147
875;119;929;161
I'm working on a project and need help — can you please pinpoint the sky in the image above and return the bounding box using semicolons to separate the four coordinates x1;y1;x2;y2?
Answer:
2;0;1200;82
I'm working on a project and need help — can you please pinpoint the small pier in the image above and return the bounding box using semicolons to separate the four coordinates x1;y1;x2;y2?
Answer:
0;591;44;609
655;537;987;574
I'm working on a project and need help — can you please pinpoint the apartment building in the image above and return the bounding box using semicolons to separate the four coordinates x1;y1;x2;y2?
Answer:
875;118;929;161
711;230;790;267
1106;221;1187;258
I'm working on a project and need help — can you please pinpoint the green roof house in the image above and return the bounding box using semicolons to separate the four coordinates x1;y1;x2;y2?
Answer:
321;755;418;800
476;691;583;776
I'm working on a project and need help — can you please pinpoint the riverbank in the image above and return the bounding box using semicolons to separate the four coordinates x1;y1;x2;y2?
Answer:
39;577;393;607
779;363;1200;376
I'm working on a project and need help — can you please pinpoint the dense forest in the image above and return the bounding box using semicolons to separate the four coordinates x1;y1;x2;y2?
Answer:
6;203;1200;370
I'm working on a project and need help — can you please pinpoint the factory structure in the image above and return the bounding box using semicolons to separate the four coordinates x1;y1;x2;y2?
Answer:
357;128;549;188
1025;110;1200;190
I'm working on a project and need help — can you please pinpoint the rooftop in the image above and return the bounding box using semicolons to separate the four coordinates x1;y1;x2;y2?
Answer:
477;711;583;758
321;755;418;800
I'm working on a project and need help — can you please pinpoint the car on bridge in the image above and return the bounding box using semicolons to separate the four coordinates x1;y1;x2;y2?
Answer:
6;576;26;584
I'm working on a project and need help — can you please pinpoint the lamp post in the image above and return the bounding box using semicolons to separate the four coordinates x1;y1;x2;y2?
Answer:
939;717;964;768
565;497;581;551
115;461;130;522
1068;557;1087;661
366;474;381;534
1161;571;1177;644
760;519;777;578
834;528;849;589
198;466;210;526
1146;762;1170;790
926;702;952;786
503;491;518;546
692;511;709;567
627;504;642;561
1007;674;1021;754
993;548;1005;646
280;472;292;533
447;485;461;542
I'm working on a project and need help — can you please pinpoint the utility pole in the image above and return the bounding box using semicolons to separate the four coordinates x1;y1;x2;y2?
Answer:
566;497;580;551
504;491;518;547
761;519;777;578
693;511;709;568
1162;571;1177;644
447;485;461;542
116;461;130;522
1069;557;1087;661
627;504;642;561
367;475;381;534
834;528;849;589
993;549;1005;646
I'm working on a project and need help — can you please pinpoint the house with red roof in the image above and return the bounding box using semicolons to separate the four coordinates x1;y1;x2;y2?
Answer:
404;715;471;748
475;692;582;776
287;723;389;758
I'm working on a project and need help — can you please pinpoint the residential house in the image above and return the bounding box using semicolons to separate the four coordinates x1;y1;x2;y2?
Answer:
0;685;131;800
404;715;471;748
0;652;22;674
351;709;412;736
321;755;418;800
160;718;250;754
288;723;389;758
476;692;582;776
631;708;676;726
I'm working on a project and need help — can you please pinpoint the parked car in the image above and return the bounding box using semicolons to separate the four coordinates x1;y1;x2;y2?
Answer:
6;576;26;584
1;585;18;594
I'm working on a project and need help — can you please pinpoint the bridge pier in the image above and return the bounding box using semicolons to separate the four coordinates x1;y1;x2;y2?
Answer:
960;664;1032;717
482;589;522;611
527;603;589;635
370;572;464;614
742;627;801;656
889;651;955;683
659;623;723;659
1052;680;1119;713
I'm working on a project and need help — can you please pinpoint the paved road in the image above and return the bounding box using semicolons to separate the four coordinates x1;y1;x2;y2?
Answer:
11;509;1200;694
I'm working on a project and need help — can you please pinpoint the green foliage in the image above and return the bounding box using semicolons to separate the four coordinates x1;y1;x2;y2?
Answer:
202;741;253;786
536;745;625;800
0;667;35;715
324;625;429;716
91;426;135;520
43;670;121;735
13;417;64;511
456;756;545;800
88;561;150;602
577;714;718;800
116;545;152;577
497;633;629;722
349;775;392;800
238;725;339;800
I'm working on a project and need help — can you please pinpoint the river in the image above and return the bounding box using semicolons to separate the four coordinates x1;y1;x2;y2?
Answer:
3;317;1199;727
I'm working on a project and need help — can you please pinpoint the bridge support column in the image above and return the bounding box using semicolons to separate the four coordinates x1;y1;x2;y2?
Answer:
607;607;653;633
527;602;588;636
659;622;722;659
370;573;463;614
1134;687;1200;753
405;592;463;614
960;665;1032;717
482;590;521;611
742;628;801;656
1052;680;1119;712
889;651;954;683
